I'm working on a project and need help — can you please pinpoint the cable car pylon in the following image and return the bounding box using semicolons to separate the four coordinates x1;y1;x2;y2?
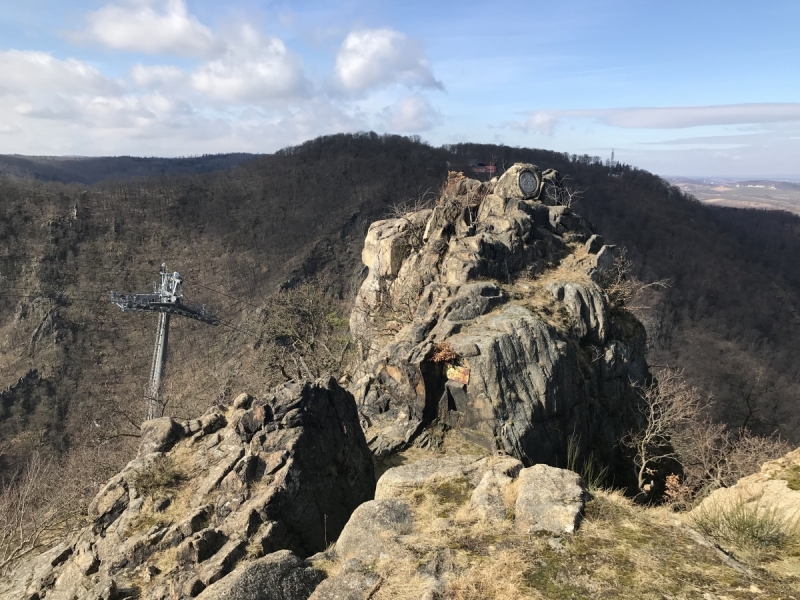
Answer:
111;264;219;421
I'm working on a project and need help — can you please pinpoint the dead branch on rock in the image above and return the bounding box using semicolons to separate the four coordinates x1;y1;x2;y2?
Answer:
544;175;584;208
600;248;670;312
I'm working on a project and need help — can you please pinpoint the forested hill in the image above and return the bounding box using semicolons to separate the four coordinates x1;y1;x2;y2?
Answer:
1;132;798;485
0;153;258;185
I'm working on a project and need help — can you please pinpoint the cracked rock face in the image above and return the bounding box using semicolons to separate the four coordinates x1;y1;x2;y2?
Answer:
4;377;375;600
349;164;648;467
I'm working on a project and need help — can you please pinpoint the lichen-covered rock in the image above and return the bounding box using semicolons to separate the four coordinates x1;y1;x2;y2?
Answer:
469;469;515;522
307;558;381;600
332;499;414;564
195;550;324;600
515;464;588;535
318;456;587;596
374;454;521;500
138;417;184;456
7;378;374;600
348;164;648;469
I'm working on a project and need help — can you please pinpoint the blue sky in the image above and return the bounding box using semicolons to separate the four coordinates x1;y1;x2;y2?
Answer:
1;0;798;176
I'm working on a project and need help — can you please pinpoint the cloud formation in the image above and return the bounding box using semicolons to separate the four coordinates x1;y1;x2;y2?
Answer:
2;3;443;154
516;103;800;133
384;94;442;132
0;48;358;154
190;27;310;103
0;50;121;96
85;0;221;57
336;28;442;91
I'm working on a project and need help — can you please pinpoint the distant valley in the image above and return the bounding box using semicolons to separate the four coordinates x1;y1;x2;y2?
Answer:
667;176;800;215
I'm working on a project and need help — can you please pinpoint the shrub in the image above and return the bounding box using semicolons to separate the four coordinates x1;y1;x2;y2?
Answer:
429;342;458;363
129;455;182;497
691;498;799;553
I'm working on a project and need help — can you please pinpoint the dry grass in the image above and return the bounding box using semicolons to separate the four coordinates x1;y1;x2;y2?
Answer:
503;242;595;337
784;465;800;491
446;550;539;600
129;455;183;498
691;497;800;558
329;475;799;599
123;444;202;538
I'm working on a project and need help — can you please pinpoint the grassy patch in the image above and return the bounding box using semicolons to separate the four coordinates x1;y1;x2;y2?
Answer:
327;468;798;599
124;454;196;538
129;455;183;497
691;497;800;554
783;464;800;491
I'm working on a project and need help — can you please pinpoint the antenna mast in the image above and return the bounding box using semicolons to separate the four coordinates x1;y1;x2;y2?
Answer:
111;264;219;421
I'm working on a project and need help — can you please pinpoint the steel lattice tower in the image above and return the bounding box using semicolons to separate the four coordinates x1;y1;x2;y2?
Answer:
111;264;219;420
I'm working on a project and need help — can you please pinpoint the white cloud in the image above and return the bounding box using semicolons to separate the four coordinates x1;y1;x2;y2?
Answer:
0;46;363;155
190;26;310;104
336;28;442;91
130;64;185;88
513;112;559;135
0;50;121;96
85;0;221;57
384;94;442;132
515;103;800;132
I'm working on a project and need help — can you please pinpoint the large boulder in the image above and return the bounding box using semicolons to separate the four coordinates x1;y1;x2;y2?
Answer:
9;378;375;600
514;464;588;534
138;417;184;456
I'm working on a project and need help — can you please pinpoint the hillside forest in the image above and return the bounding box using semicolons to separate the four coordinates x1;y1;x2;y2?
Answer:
1;133;798;499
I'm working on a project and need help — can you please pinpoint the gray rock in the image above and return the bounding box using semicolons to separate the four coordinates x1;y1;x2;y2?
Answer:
308;558;381;600
492;163;541;200
7;378;374;600
88;475;128;528
138;417;184;456
374;455;482;500
547;281;609;343
585;234;604;254
594;244;619;275
176;528;226;565
333;499;413;564
469;469;514;522
195;550;324;600
515;464;588;535
232;393;252;410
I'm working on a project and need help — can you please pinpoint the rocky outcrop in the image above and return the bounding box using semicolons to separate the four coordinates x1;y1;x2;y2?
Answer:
348;164;648;467
312;455;588;598
4;377;374;600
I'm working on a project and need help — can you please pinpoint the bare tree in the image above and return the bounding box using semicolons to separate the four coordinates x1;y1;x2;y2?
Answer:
544;175;584;208
257;280;352;383
0;452;81;575
599;248;670;313
624;369;705;500
625;368;791;506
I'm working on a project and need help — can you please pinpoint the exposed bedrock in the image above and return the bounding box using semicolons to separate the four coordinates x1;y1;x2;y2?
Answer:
4;378;375;600
349;164;648;467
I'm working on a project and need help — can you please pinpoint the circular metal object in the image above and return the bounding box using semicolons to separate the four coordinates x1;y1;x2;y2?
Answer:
518;169;540;198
